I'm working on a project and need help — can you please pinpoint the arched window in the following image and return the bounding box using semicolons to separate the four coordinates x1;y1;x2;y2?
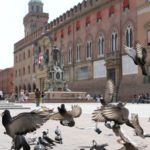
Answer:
19;69;21;76
86;40;92;59
19;54;21;62
23;67;25;75
33;83;36;92
23;52;25;60
98;35;104;56
31;5;34;12
15;56;18;63
15;70;17;77
28;65;30;74
68;47;72;64
76;43;81;61
36;5;39;12
28;84;31;92
23;84;26;91
28;49;30;57
33;64;36;73
61;50;64;66
126;25;133;47
111;32;118;52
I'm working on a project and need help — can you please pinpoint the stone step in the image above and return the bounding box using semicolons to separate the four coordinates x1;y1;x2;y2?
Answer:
0;100;30;109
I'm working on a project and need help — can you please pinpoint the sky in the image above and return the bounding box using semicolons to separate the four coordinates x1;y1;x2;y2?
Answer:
0;0;83;69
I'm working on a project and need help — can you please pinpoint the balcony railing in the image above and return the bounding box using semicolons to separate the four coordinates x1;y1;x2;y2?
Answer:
105;50;121;60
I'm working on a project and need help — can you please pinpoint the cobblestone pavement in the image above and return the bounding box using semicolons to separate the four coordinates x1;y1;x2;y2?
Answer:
0;103;150;150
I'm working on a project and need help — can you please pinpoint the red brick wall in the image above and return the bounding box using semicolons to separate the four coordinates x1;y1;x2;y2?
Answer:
0;68;14;96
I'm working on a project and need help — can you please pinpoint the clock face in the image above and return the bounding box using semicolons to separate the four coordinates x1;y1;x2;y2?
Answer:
56;72;60;79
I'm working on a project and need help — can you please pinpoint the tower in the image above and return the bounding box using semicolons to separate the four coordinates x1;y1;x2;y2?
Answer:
23;0;49;36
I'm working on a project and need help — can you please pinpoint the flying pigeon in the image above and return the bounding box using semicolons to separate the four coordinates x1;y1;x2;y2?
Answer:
50;104;82;127
124;42;147;75
1;109;54;150
92;80;134;129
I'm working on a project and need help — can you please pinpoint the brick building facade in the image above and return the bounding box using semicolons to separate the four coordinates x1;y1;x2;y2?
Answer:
0;68;14;96
14;0;150;100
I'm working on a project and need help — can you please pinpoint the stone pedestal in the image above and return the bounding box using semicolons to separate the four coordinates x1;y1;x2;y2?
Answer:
45;91;86;100
28;91;87;102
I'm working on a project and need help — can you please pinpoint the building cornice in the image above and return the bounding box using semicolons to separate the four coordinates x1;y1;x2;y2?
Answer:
14;0;120;53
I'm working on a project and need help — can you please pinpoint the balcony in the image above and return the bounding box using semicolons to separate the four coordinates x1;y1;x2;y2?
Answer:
105;50;121;67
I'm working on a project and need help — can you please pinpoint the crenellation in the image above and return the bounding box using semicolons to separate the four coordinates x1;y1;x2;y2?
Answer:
56;17;59;25
70;8;74;16
83;0;87;8
77;3;82;11
74;5;77;13
63;13;66;20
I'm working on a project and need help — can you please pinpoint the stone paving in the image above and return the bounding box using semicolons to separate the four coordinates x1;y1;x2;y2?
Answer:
0;102;150;150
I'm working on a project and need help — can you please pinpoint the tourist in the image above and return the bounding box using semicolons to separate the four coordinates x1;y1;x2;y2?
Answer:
35;88;41;107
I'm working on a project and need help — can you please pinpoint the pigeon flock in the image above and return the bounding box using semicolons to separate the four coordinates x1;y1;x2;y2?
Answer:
1;42;149;149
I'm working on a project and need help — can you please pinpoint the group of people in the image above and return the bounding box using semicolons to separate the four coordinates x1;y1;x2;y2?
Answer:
132;93;150;103
18;90;29;102
14;88;46;107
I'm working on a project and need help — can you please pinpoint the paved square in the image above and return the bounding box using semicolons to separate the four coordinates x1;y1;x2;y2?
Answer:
0;103;150;150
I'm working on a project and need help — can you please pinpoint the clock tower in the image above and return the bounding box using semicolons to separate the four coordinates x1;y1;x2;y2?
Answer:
23;0;49;36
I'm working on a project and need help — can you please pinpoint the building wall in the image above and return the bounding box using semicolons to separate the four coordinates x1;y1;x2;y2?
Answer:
0;68;14;96
14;0;150;100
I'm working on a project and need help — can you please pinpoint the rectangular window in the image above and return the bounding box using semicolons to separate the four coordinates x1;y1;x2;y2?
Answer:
85;16;90;26
109;6;115;17
77;44;80;61
60;29;64;38
123;0;129;11
77;67;88;80
54;33;57;41
86;41;92;59
76;20;80;31
68;25;71;34
96;11;102;22
68;47;72;64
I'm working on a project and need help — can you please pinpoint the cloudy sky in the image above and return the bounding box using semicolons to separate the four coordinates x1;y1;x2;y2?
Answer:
0;0;83;69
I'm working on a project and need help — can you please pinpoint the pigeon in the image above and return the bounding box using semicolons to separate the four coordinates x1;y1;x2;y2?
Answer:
42;131;57;146
55;126;61;135
79;140;108;150
34;142;45;150
92;80;134;129
112;125;141;150
50;104;82;127
1;109;54;150
11;135;30;150
102;79;115;106
54;126;63;144
92;102;134;129
130;113;150;138
90;140;108;150
124;42;147;75
38;137;53;149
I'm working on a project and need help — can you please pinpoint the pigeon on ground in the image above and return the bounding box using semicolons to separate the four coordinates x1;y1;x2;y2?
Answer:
90;140;108;150
42;131;57;146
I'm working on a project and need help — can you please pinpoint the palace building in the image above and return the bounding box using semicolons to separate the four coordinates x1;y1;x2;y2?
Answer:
14;0;150;100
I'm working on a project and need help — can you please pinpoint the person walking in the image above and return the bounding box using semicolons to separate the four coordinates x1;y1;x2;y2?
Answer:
35;88;41;107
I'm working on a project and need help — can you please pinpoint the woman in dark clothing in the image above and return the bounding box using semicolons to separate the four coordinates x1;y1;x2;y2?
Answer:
35;88;41;107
